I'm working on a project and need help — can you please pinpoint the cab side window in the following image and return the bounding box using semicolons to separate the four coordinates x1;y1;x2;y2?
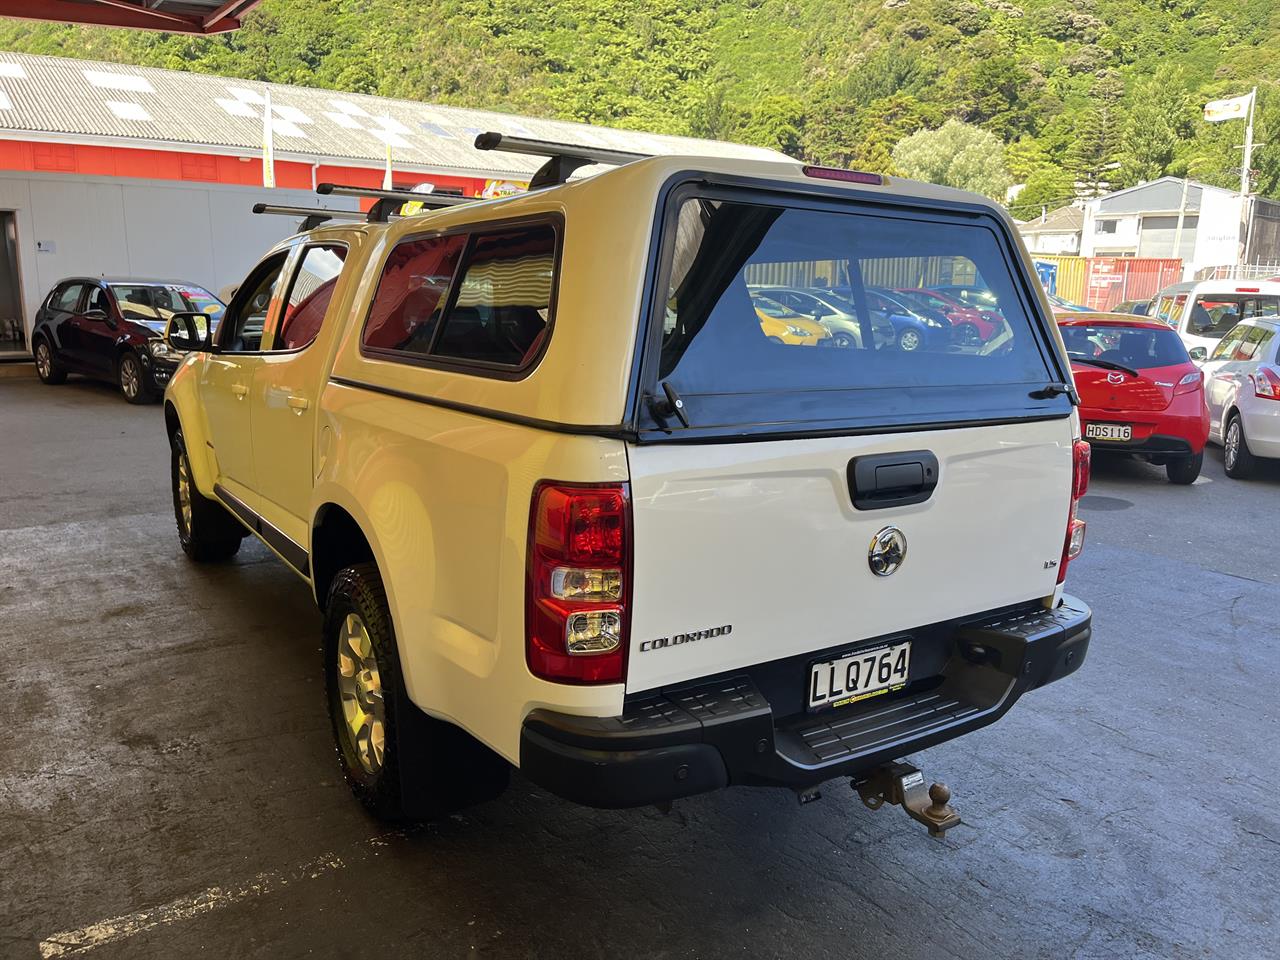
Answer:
219;254;289;353
275;244;348;351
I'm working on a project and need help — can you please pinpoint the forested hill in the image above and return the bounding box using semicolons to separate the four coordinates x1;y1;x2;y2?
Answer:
2;0;1277;210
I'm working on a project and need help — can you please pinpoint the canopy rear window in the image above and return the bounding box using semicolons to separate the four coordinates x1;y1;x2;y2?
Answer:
643;190;1063;435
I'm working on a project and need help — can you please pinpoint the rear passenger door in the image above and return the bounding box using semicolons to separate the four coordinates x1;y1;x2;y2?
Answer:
45;282;86;365
250;242;350;558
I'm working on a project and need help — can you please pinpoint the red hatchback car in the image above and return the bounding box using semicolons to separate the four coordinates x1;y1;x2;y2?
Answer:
1057;312;1210;484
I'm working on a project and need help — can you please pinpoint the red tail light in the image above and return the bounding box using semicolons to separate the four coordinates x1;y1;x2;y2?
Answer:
1059;440;1090;584
1174;369;1203;396
526;482;630;683
1251;367;1280;400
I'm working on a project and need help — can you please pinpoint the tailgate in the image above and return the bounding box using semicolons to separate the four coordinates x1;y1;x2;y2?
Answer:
625;419;1073;692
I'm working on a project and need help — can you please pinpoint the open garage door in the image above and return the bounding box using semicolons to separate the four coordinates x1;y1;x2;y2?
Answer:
0;0;261;35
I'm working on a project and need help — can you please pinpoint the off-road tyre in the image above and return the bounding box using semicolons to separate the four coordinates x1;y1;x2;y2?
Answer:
324;562;509;822
171;430;243;561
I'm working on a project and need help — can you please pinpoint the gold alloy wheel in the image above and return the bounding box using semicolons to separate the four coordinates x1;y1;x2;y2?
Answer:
176;453;193;535
336;612;386;775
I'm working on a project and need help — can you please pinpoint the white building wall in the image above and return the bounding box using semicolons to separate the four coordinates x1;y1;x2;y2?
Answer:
0;171;356;344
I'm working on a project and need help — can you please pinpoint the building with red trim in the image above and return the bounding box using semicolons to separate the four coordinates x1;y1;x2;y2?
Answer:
0;52;782;355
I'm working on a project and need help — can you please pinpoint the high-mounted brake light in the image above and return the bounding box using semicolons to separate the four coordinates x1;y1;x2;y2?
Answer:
1235;287;1260;293
1251;367;1280;400
526;482;631;683
1059;440;1090;585
802;165;884;186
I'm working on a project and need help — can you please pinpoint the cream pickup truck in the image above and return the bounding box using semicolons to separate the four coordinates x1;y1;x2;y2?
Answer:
161;135;1092;834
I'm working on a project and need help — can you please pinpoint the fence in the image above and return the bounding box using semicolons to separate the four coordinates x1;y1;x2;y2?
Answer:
1032;256;1182;310
1194;261;1280;282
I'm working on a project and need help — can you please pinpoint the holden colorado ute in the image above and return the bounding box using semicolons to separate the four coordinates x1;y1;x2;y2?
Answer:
159;135;1093;835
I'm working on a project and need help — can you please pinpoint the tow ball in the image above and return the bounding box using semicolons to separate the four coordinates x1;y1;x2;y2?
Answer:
852;761;961;839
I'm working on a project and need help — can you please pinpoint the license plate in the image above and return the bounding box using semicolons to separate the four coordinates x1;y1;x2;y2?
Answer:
808;640;911;711
1085;422;1132;442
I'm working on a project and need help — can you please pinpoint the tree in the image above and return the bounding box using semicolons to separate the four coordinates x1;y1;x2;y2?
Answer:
801;93;934;172
1116;75;1191;188
1008;165;1076;220
892;119;1013;199
739;95;805;155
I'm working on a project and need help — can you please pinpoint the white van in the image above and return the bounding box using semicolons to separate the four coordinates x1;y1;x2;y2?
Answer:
1150;279;1280;361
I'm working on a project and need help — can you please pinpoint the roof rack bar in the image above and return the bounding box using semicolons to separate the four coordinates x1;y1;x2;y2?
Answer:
474;132;649;167
252;203;366;231
474;131;651;189
316;183;475;207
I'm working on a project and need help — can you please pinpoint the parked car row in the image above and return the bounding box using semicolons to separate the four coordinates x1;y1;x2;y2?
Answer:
747;283;1007;352
31;277;225;403
1057;305;1280;482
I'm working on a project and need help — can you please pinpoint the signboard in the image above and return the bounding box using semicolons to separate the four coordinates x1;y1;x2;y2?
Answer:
1033;259;1058;295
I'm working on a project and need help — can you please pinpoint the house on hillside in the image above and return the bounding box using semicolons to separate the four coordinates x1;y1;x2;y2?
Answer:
1079;177;1280;278
1017;206;1083;255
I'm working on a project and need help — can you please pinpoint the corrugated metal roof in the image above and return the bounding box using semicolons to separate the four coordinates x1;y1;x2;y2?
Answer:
0;52;787;178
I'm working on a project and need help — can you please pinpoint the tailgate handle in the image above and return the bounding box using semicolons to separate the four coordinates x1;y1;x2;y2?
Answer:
848;451;939;510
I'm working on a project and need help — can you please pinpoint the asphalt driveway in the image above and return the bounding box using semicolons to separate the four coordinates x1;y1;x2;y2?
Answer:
2;372;1277;959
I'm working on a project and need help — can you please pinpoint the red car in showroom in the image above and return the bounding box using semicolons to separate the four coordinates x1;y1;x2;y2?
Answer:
1057;312;1209;483
894;287;1002;344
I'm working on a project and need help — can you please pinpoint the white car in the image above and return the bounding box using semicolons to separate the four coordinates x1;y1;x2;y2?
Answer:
1150;279;1280;361
1201;317;1280;477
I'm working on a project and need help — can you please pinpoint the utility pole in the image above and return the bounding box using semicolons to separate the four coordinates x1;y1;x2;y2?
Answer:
1239;87;1257;267
1172;176;1189;264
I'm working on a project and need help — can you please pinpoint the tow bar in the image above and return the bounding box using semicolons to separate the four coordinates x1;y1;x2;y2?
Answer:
852;761;961;839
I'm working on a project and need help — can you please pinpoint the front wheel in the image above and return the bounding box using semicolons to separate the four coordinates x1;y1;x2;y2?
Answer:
832;332;857;349
953;322;980;346
118;351;154;404
1223;415;1257;479
34;339;67;384
897;327;922;352
171;430;244;561
324;563;508;821
1166;451;1203;485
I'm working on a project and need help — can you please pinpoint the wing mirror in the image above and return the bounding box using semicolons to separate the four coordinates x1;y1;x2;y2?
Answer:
83;308;114;327
165;311;213;353
1188;346;1208;362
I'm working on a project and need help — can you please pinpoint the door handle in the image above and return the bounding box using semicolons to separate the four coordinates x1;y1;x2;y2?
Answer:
848;450;939;510
231;383;249;399
287;395;310;414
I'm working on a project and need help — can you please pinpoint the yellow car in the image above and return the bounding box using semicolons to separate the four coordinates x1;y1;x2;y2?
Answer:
754;297;831;345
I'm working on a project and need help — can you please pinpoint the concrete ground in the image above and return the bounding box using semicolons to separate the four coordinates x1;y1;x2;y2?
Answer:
2;371;1277;960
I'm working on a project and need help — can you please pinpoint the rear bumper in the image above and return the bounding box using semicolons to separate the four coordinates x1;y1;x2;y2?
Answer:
1084;432;1200;458
520;596;1092;809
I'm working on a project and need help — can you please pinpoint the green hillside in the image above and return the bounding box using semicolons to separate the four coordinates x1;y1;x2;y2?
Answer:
2;0;1277;209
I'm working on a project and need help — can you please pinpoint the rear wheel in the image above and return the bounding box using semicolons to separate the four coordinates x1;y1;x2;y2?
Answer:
1223;414;1256;479
1166;451;1203;485
171;430;243;561
34;339;66;385
324;563;508;821
118;351;154;404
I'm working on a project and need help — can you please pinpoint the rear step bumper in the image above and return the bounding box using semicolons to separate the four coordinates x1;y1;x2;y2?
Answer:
519;596;1091;809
